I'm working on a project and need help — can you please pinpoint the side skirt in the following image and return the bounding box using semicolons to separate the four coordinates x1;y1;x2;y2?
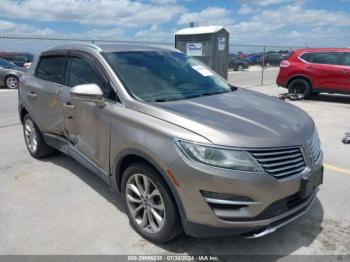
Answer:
43;133;112;186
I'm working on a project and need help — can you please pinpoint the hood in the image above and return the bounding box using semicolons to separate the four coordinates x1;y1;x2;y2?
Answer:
12;66;27;73
132;88;314;148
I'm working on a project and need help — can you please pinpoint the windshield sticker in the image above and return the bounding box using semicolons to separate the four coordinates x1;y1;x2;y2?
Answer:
192;65;214;77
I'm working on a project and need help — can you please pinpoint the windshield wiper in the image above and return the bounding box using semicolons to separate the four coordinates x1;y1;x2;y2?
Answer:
184;90;228;100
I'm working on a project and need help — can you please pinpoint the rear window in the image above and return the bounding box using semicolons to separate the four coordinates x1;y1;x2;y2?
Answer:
36;56;67;84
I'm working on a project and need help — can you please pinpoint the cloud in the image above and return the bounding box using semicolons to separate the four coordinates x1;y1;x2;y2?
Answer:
240;0;292;6
178;7;234;27
0;20;56;36
151;0;177;3
0;0;185;27
134;24;174;42
228;4;350;46
238;4;258;14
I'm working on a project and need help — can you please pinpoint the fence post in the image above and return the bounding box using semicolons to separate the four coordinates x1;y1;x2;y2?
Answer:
260;46;266;86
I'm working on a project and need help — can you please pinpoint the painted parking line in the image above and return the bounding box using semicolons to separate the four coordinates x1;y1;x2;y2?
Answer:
324;163;350;176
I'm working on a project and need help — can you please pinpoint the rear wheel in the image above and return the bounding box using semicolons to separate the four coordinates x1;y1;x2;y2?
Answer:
122;162;182;243
5;75;18;89
23;114;55;158
288;78;311;99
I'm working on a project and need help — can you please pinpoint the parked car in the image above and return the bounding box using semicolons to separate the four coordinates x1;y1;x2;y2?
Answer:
0;52;34;67
0;58;26;89
246;53;263;65
260;53;288;67
229;55;249;71
19;43;323;243
277;48;350;98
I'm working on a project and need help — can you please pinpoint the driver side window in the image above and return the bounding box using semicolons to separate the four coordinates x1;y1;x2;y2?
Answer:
67;56;116;101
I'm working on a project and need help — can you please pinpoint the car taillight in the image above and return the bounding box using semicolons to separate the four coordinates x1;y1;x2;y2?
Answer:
280;60;291;68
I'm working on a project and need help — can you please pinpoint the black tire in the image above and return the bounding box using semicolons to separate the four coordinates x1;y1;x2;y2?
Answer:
288;78;311;99
121;162;182;243
5;75;19;89
23;114;55;158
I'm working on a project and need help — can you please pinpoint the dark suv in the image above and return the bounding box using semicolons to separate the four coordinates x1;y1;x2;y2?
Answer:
277;48;350;98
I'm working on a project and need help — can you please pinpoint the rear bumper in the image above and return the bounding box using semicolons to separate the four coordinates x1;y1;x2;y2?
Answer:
276;71;289;88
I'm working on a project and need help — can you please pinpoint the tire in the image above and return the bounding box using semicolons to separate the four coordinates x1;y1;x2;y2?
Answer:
122;162;182;243
5;75;19;89
23;114;55;158
288;78;311;99
238;65;244;71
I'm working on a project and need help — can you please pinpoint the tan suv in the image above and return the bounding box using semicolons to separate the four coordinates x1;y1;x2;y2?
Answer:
19;43;323;243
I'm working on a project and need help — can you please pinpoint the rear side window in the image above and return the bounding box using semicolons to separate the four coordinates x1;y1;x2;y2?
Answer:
36;56;67;84
341;53;350;66
300;53;312;62
312;52;340;65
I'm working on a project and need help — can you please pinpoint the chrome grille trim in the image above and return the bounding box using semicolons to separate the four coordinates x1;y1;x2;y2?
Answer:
249;147;306;179
308;130;321;164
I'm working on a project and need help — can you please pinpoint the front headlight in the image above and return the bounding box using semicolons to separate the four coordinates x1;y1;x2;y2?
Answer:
177;140;264;172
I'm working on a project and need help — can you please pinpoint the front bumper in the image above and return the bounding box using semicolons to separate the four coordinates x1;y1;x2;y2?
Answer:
168;155;322;238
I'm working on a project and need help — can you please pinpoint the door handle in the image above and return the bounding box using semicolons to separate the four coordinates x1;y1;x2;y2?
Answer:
63;102;75;109
341;69;348;74
27;91;38;98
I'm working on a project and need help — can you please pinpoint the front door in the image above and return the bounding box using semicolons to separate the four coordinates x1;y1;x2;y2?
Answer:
59;51;117;173
23;53;68;135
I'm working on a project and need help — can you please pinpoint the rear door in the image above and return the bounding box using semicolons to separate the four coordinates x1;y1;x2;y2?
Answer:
306;52;344;91
22;51;68;134
339;52;350;93
59;51;116;172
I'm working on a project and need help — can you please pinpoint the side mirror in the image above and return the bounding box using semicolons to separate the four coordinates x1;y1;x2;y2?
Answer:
70;83;106;107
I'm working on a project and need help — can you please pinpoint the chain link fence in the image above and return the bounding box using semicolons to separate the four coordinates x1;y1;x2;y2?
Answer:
0;35;301;128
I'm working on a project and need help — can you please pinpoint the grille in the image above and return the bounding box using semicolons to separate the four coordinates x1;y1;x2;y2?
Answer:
308;130;321;164
249;147;306;179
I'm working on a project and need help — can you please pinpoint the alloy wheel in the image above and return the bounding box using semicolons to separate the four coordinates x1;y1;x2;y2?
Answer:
24;118;38;153
126;173;165;234
6;76;18;89
290;82;307;97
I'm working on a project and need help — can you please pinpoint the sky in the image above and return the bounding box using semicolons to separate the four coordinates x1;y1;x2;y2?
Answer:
0;0;349;48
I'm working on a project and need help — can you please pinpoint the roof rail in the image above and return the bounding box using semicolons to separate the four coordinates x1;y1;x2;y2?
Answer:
49;43;102;52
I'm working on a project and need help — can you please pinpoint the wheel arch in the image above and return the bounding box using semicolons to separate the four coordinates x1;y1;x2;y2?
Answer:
111;149;186;218
19;106;28;124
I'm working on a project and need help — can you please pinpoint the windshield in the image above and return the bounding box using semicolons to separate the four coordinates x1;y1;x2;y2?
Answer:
103;51;232;102
0;58;16;68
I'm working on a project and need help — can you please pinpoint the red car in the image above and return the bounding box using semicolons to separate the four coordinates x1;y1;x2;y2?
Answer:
277;48;350;98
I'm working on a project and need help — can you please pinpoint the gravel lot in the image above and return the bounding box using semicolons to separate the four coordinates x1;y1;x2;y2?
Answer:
0;69;350;256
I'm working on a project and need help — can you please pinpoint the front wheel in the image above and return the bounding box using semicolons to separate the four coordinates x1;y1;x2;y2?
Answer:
6;75;19;89
23;114;55;158
122;162;182;243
